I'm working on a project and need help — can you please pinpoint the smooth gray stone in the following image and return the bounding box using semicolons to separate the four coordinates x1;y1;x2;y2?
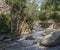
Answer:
40;31;60;46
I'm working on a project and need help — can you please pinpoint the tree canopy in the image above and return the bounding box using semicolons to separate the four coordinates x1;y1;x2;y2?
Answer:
4;0;40;35
0;0;60;35
39;0;60;20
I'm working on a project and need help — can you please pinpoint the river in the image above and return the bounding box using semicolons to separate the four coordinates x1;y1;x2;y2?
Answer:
0;31;60;50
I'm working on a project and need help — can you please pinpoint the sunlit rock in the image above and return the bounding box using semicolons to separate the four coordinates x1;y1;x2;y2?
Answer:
40;31;60;46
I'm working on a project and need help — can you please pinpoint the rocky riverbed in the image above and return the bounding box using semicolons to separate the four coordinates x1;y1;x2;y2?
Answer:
0;30;60;50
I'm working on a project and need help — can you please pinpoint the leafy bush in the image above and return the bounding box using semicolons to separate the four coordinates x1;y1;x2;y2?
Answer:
0;14;10;35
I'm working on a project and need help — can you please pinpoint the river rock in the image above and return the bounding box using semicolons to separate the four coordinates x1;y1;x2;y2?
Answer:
0;35;7;41
41;29;55;36
25;36;35;40
40;31;60;46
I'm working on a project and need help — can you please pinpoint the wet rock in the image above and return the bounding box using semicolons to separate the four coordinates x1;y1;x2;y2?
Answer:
0;35;20;42
0;35;7;41
40;31;60;46
25;36;35;40
41;29;56;36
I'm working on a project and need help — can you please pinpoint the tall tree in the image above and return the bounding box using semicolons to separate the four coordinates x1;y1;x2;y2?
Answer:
39;0;60;20
6;0;26;35
5;0;41;35
24;0;39;22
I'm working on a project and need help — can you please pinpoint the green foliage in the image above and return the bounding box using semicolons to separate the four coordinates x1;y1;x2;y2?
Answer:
6;0;26;14
0;14;10;35
4;0;40;35
39;0;60;20
24;0;40;22
6;0;40;22
5;0;27;34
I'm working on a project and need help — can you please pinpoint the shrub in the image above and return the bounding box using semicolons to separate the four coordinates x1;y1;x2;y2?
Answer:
0;14;10;35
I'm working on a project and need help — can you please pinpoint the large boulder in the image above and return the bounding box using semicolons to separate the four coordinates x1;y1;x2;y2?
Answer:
40;31;60;46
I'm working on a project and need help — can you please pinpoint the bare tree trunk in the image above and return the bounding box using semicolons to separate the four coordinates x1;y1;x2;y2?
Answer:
11;15;13;33
18;19;25;34
17;16;26;35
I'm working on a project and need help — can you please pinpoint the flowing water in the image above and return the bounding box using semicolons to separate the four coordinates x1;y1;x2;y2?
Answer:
0;25;60;50
0;31;60;50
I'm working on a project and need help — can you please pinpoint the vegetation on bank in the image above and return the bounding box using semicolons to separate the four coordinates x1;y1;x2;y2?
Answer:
0;14;10;35
0;0;60;35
